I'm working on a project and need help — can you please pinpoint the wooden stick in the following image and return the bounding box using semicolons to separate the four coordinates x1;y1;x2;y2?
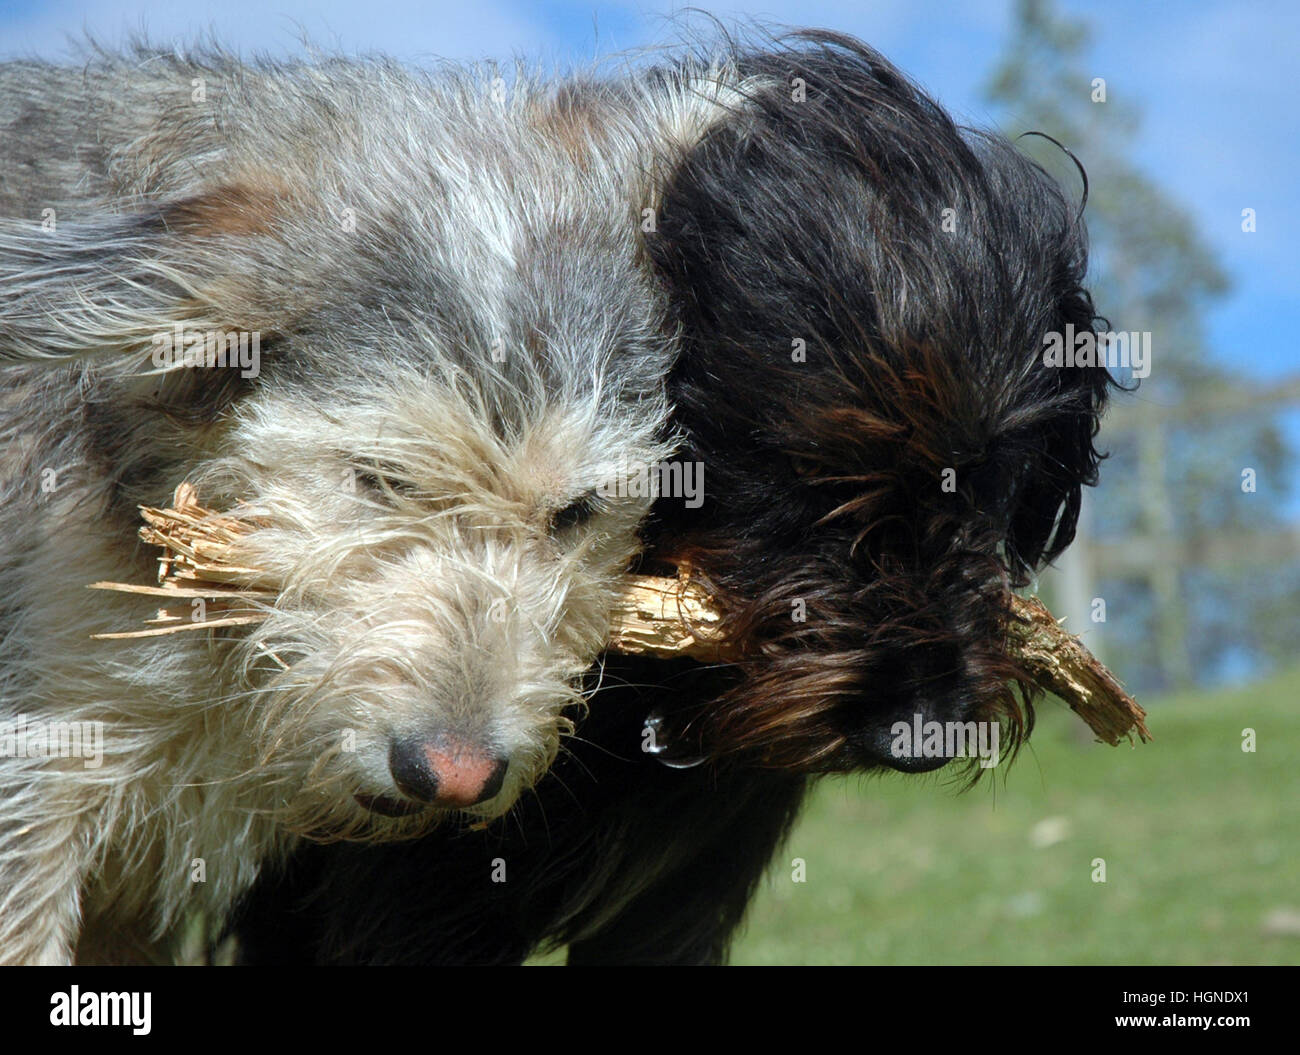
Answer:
1004;594;1149;745
90;485;1149;746
607;574;728;659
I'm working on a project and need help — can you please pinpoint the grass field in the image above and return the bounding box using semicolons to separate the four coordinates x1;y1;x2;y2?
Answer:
725;667;1300;965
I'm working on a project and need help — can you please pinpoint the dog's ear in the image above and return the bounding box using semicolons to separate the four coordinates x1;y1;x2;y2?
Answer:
1006;365;1113;573
0;181;293;365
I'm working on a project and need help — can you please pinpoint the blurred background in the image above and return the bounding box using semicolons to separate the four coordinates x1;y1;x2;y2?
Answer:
4;0;1295;964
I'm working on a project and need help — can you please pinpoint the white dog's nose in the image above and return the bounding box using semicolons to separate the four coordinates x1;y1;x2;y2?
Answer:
389;736;508;808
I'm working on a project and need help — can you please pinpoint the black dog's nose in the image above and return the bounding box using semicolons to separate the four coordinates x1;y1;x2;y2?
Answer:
874;728;955;773
388;737;508;807
861;689;979;774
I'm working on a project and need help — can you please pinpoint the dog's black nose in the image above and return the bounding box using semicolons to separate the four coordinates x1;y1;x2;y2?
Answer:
388;737;508;807
857;688;983;774
876;732;955;773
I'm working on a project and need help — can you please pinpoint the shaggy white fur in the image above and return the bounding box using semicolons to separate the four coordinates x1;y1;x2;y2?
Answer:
0;44;759;964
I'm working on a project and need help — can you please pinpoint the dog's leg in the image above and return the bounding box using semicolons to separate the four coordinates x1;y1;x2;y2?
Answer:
0;785;93;965
566;773;807;966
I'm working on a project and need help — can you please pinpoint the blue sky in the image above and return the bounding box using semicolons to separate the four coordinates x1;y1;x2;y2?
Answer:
1;0;1296;390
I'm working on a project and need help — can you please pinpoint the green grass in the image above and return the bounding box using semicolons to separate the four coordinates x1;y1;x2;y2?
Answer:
730;667;1300;965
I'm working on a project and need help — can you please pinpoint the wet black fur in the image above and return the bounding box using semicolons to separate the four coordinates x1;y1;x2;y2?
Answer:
230;31;1116;965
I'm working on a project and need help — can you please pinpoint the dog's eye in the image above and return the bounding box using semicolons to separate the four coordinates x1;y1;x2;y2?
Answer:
552;491;600;532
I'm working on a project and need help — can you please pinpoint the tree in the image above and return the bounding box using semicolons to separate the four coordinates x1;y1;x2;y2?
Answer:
984;0;1297;691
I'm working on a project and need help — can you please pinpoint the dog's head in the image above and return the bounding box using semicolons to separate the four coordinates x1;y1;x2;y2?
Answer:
0;51;751;833
642;32;1118;776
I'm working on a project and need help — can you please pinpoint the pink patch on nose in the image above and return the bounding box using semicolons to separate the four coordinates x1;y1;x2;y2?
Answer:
425;744;504;807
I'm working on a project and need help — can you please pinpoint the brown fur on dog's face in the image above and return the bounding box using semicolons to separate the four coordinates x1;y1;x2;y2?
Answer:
642;32;1118;776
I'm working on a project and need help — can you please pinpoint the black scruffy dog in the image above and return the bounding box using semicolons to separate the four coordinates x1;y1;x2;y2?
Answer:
231;30;1116;965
